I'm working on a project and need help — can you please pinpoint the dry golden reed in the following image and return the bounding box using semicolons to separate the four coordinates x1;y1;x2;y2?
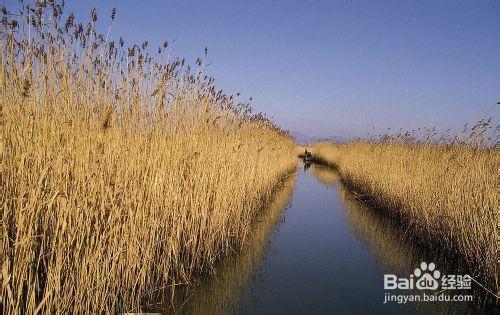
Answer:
1;2;295;313
311;130;499;292
165;173;296;313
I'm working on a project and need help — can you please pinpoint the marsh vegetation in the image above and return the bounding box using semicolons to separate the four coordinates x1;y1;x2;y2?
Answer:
1;2;294;313
310;124;499;295
1;1;497;313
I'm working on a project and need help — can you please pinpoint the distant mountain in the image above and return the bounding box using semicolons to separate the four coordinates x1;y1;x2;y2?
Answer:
319;135;349;143
289;131;348;145
289;131;318;145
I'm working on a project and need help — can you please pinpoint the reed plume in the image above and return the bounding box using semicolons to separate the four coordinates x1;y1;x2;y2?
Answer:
1;2;295;313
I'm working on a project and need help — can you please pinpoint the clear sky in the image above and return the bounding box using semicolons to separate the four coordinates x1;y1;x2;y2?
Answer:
5;0;499;138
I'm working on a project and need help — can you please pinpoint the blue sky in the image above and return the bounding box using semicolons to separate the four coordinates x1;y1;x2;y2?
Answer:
5;0;499;138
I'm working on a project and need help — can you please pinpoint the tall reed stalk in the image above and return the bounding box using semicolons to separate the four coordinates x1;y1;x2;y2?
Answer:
1;2;295;313
311;125;499;293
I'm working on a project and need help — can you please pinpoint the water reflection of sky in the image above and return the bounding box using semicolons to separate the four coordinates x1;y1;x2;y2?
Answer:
161;163;489;314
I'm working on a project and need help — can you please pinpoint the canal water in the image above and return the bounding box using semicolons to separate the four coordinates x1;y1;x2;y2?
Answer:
163;163;491;314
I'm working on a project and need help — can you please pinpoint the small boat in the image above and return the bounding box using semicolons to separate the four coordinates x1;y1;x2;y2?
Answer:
298;151;313;162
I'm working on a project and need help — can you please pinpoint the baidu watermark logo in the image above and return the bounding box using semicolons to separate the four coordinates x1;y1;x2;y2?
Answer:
383;262;473;304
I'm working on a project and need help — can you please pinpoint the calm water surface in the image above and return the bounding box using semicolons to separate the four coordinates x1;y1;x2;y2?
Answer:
162;163;492;314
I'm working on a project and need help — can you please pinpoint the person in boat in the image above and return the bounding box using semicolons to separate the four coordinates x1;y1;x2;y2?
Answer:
304;149;312;158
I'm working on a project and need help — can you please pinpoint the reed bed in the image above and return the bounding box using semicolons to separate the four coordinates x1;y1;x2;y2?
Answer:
165;173;296;314
310;126;499;293
1;2;295;313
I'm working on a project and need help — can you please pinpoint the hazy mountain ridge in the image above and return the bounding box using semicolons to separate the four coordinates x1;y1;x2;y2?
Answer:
289;131;348;145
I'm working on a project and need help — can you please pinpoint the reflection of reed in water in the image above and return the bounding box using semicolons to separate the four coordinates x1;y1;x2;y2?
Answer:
339;187;480;312
311;164;418;272
310;164;339;188
339;183;420;274
312;164;473;276
158;172;297;314
310;165;483;313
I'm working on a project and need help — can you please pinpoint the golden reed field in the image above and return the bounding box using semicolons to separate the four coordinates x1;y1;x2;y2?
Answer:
166;174;296;314
310;130;499;294
1;3;295;313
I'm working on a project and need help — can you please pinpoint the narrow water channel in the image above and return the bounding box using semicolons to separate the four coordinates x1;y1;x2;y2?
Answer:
164;162;491;314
